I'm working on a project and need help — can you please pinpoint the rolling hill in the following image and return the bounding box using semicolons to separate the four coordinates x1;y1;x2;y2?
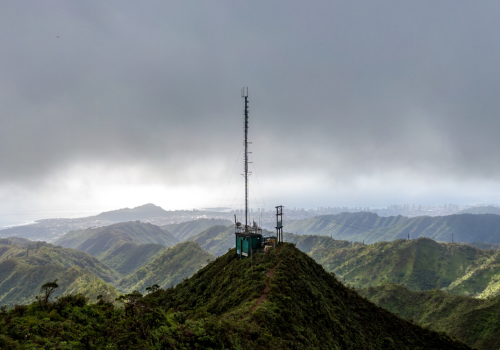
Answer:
188;224;234;256
0;240;119;305
309;237;498;294
0;243;471;349
54;221;178;276
115;241;215;293
360;283;500;350
186;226;500;298
444;250;500;298
286;211;500;243
283;232;500;299
162;218;233;241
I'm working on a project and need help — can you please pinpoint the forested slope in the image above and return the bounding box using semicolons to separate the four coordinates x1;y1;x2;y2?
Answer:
116;241;215;293
310;237;496;294
0;241;118;305
54;221;177;275
0;243;471;349
188;224;234;256
360;283;500;350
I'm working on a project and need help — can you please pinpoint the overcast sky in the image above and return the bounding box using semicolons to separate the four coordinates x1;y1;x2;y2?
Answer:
2;1;500;216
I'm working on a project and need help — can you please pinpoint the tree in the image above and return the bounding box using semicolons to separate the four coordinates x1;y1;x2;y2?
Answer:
39;279;59;305
145;284;160;294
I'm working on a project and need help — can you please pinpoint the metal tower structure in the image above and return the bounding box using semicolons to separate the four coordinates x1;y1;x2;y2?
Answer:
235;88;262;258
276;205;284;244
242;87;250;229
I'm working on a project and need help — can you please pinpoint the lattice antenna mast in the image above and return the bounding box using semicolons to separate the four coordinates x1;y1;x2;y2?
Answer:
242;87;250;231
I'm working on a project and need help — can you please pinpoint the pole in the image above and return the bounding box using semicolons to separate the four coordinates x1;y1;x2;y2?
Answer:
243;88;249;231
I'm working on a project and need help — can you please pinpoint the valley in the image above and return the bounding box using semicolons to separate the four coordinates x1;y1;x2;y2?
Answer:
1;208;500;348
0;243;472;349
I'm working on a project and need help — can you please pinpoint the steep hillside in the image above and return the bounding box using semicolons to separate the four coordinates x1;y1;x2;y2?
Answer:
0;242;119;305
360;283;500;350
287;211;500;243
97;242;166;276
151;243;469;349
162;218;233;241
116;241;215;293
0;243;470;349
55;221;177;275
445;250;500;298
310;237;495;292
188;224;234;256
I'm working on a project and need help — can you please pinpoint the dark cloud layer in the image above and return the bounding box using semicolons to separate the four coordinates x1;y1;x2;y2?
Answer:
2;1;500;209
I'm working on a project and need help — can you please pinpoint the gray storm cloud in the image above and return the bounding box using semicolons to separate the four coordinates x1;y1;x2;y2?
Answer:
1;1;500;207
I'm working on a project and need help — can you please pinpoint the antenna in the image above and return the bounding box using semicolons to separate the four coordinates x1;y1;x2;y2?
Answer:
234;88;263;259
242;87;249;231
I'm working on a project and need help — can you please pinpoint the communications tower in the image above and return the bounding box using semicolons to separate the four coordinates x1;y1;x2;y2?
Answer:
235;88;263;258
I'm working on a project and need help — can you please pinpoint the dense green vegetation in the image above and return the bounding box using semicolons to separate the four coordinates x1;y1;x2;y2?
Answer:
445;250;500;298
0;241;119;305
0;236;220;305
360;283;500;350
55;221;178;276
309;237;500;295
116;241;215;293
0;243;470;349
162;218;233;241
286;211;500;243
281;232;500;299
97;242;166;276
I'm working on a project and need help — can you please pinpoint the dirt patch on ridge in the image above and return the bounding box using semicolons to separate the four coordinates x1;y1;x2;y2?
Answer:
247;267;274;315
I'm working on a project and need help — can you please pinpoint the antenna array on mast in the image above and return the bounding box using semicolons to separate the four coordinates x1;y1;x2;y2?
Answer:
242;87;249;230
234;88;283;259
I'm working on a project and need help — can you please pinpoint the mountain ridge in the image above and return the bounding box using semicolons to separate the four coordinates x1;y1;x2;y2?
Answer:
309;237;497;294
54;221;178;276
286;211;500;243
0;241;119;305
0;242;471;349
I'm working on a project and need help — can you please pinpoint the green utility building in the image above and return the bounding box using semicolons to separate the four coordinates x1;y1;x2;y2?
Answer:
235;232;263;257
